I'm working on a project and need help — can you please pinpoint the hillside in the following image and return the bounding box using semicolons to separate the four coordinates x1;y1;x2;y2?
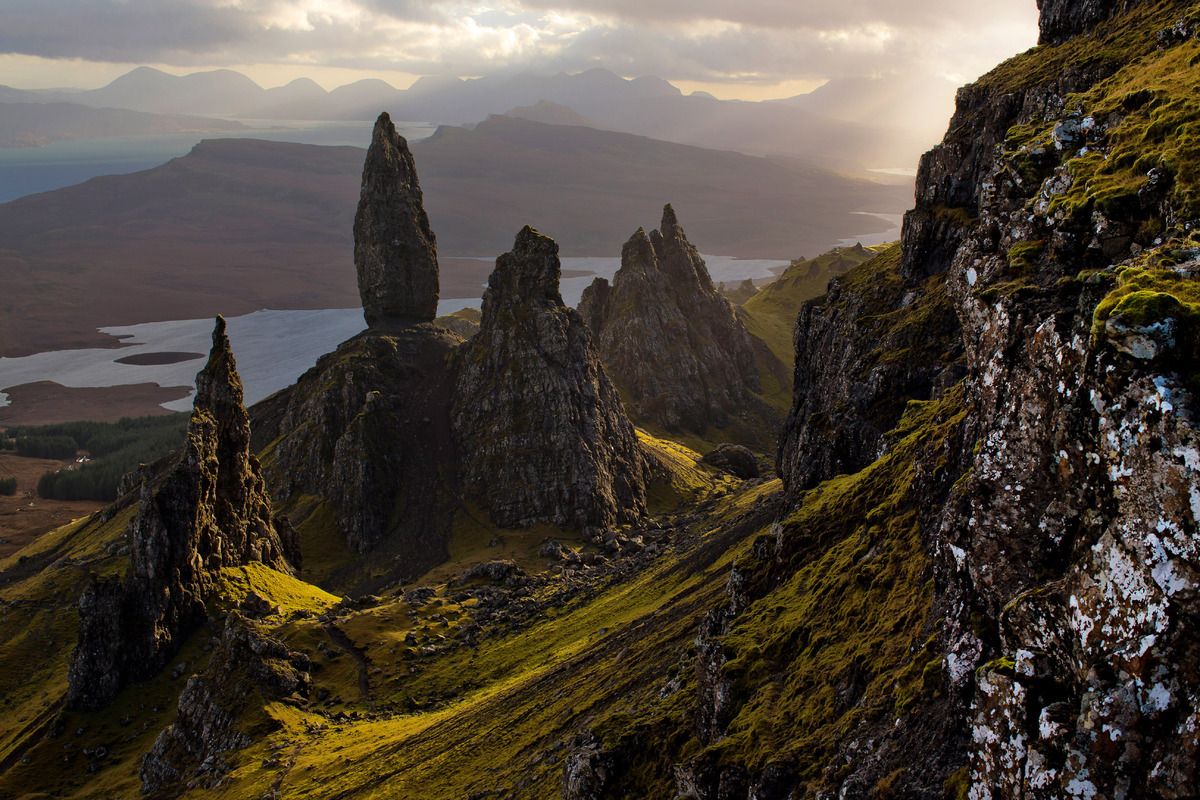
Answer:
2;1;1198;798
0;102;245;148
739;243;887;366
0;119;906;357
413;116;906;258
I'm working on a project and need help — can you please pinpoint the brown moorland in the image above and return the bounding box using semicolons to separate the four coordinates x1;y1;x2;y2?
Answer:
0;382;191;425
0;451;103;552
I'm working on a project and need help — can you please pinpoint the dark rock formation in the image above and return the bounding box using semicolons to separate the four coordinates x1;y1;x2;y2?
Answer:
67;318;298;711
258;118;463;580
354;111;439;325
259;322;463;571
767;1;1200;796
578;206;767;439
699;444;759;480
140;613;311;793
452;225;649;535
776;245;964;494
562;737;615;800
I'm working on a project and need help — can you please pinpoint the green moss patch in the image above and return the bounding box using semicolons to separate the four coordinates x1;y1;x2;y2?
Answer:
1090;264;1200;340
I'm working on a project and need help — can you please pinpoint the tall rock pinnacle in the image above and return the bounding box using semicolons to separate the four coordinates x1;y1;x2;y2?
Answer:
353;112;439;325
452;226;648;535
67;317;299;710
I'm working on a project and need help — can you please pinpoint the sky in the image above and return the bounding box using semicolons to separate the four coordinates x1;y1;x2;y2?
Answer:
0;0;1040;100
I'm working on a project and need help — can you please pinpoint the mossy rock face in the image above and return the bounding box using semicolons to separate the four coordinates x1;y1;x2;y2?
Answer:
1110;289;1187;326
1088;258;1200;368
777;244;965;496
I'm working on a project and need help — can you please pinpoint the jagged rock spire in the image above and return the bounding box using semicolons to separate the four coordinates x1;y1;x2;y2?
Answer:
353;112;439;325
654;203;715;292
453;226;648;536
482;224;565;317
578;204;763;436
67;317;299;711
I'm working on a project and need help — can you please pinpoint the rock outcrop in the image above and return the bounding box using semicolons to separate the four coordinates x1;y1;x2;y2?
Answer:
67;317;299;711
140;613;311;793
452;226;649;535
354;111;439;325
767;0;1200;795
578;206;768;441
775;244;964;494
1037;0;1153;44
260;322;462;571
699;444;759;480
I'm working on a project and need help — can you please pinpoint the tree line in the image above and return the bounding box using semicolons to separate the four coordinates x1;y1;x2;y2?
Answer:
3;415;189;501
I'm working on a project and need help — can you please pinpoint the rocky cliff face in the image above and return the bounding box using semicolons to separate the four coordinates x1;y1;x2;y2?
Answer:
578;206;769;441
766;0;1200;795
776;244;964;493
453;226;649;535
259;110;462;576
1037;0;1153;44
67;317;298;711
354;111;439;325
261;323;462;569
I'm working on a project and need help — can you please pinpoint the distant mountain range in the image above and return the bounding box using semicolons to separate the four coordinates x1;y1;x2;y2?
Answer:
0;117;907;357
5;66;938;169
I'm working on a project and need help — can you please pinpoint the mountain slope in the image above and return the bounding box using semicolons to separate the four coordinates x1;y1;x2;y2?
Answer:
412;116;905;258
5;2;1197;799
38;65;930;169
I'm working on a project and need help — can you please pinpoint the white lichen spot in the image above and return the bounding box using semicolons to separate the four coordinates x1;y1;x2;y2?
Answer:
1066;777;1098;799
1146;683;1172;713
1039;707;1064;740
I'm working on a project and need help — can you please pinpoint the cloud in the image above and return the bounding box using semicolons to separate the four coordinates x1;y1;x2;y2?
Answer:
0;0;1040;87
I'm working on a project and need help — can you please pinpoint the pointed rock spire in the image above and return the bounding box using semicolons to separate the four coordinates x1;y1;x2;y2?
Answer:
353;112;439;325
482;224;564;317
578;205;764;437
67;317;299;711
655;203;715;291
453;226;648;536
